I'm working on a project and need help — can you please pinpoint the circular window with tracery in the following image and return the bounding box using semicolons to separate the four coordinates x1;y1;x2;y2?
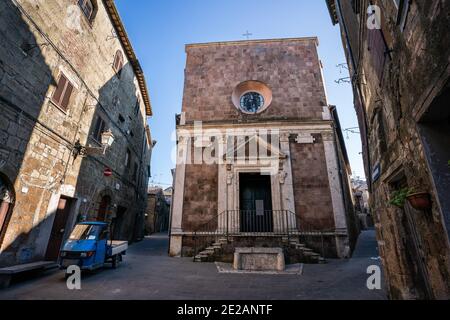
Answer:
232;81;272;114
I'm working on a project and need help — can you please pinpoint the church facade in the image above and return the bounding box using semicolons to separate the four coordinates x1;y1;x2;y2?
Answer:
170;38;358;262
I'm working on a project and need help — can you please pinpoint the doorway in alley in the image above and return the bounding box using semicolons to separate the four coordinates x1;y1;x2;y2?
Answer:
97;195;112;222
0;173;15;246
111;206;126;240
45;196;75;261
418;79;450;239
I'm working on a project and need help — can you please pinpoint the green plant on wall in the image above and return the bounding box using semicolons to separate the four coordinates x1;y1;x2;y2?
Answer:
448;160;450;168
389;188;415;208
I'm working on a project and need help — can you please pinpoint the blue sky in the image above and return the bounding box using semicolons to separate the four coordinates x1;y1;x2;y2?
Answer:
115;0;364;187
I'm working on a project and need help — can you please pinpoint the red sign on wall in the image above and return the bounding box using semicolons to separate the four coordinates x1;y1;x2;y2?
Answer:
104;167;113;177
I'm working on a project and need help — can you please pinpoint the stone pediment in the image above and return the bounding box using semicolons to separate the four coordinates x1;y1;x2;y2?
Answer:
223;134;287;161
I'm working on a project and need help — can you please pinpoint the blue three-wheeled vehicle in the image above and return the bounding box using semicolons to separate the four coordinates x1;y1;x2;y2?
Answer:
59;222;128;277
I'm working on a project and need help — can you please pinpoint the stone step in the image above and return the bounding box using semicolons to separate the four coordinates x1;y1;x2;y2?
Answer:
194;254;209;262
302;251;319;257
308;253;321;257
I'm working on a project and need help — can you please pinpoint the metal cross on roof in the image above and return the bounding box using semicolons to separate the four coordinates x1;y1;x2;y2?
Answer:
243;30;253;40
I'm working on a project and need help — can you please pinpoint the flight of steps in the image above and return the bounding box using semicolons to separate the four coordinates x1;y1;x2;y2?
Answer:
194;236;326;264
194;237;228;262
288;237;326;264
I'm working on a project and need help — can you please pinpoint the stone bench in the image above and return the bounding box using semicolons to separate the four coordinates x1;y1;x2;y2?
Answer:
233;247;285;272
0;261;57;289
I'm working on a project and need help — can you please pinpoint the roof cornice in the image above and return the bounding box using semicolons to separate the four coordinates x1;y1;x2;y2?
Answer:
102;0;152;116
186;37;319;49
325;0;339;25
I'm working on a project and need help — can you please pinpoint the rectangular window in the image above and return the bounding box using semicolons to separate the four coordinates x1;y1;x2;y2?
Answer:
351;0;361;14
398;0;410;31
134;96;140;115
92;116;106;143
113;51;124;77
78;0;94;21
125;149;131;168
51;73;74;111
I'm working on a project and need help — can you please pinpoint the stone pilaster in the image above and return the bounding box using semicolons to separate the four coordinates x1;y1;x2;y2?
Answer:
169;135;189;257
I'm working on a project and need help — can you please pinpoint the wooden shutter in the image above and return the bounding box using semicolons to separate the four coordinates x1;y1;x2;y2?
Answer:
114;51;123;76
52;73;74;111
367;29;390;82
60;82;73;110
52;75;67;105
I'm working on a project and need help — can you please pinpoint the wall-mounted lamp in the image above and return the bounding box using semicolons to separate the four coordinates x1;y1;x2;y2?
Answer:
73;130;115;158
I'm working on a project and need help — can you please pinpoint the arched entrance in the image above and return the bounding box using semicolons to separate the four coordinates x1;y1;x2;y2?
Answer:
0;173;15;245
97;195;112;222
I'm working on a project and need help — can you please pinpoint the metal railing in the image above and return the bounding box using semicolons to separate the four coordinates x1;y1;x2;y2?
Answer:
192;210;334;260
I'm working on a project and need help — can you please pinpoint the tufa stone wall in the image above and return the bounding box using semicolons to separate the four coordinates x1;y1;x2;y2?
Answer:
289;134;335;230
182;39;328;123
0;0;152;266
331;0;450;299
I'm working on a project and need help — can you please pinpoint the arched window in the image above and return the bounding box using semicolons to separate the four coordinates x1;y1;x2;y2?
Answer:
113;50;124;77
0;174;14;244
78;0;97;22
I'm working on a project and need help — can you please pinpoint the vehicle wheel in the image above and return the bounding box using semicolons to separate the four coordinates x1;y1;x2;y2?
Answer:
112;255;120;269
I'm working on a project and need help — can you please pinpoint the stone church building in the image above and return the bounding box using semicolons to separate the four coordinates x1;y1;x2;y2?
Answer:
170;38;359;262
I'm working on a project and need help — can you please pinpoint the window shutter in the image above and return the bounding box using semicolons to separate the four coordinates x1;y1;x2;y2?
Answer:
114;53;120;71
93;117;101;140
114;51;123;76
367;29;390;82
60;81;74;110
52;75;67;105
99;120;106;141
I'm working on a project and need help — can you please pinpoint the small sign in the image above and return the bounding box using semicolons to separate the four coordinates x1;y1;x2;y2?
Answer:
372;163;381;182
104;167;113;177
255;200;265;216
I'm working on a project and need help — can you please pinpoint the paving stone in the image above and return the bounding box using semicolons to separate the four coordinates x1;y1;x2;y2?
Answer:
0;231;386;300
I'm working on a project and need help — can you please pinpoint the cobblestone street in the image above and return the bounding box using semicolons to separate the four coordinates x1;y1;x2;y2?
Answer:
0;231;386;300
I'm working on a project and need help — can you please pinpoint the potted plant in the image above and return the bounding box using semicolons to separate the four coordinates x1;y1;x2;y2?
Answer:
389;188;432;211
407;192;432;211
389;188;412;208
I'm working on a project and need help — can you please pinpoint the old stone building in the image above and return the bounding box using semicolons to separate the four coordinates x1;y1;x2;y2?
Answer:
0;0;153;267
169;38;359;263
326;0;450;299
145;187;170;235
